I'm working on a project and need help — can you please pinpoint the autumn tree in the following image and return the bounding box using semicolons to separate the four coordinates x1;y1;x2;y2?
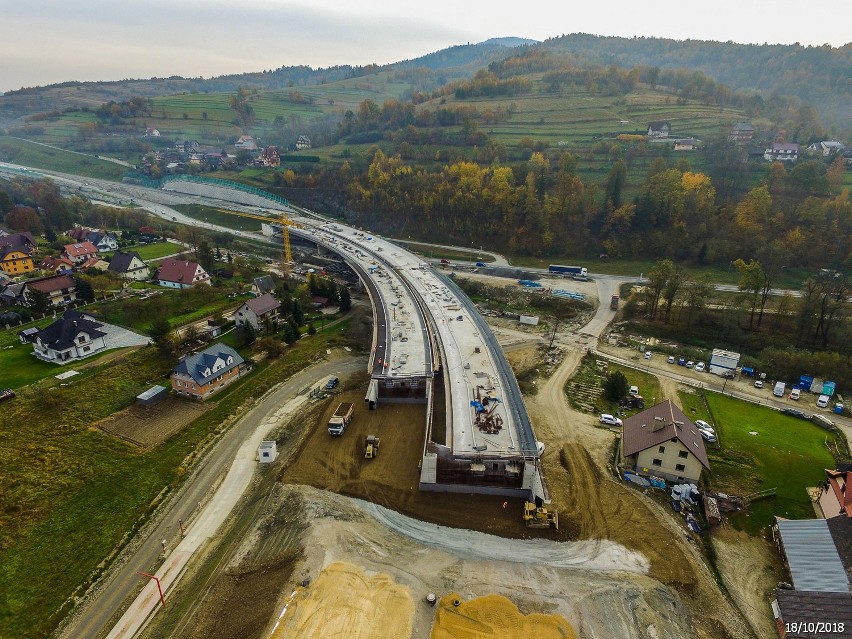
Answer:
4;205;43;234
733;259;764;330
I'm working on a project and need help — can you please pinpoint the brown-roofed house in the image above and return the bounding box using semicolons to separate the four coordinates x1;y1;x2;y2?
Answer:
62;241;99;264
818;464;852;519
621;400;710;483
234;293;280;330
40;255;76;273
155;259;211;289
24;274;77;307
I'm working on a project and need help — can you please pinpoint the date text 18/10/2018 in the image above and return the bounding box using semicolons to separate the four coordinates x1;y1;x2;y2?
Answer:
785;622;845;634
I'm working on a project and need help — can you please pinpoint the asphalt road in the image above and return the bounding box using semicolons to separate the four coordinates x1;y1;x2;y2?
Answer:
58;355;364;639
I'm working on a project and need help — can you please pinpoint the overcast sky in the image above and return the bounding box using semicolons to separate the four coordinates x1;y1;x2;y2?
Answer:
1;0;848;92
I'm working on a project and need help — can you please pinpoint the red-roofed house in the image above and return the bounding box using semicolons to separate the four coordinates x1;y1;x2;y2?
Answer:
818;464;852;519
621;400;710;484
40;255;76;273
155;259;211;289
63;241;99;264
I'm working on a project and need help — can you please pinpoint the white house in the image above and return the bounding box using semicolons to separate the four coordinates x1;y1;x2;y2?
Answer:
107;251;150;281
235;293;281;331
764;143;799;161
32;309;108;363
155;259;211;289
295;135;312;150
647;121;671;138
96;234;119;252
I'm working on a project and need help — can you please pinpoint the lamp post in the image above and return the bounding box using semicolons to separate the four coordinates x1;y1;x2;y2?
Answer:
136;571;166;608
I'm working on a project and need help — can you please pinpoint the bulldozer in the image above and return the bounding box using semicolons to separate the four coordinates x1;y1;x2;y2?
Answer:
364;435;380;459
522;501;558;529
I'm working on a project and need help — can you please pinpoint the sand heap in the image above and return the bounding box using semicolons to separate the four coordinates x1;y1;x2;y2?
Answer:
270;561;414;638
431;593;578;639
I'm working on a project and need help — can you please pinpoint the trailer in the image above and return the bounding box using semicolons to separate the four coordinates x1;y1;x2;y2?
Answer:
327;402;354;436
709;349;740;376
548;264;587;277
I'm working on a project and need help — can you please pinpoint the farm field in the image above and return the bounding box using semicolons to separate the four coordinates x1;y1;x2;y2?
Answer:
677;390;840;535
0;136;127;180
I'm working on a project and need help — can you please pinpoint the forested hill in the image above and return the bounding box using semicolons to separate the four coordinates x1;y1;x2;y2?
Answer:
539;34;851;130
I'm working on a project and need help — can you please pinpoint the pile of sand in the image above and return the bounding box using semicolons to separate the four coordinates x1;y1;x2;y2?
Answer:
270;561;414;639
431;593;578;639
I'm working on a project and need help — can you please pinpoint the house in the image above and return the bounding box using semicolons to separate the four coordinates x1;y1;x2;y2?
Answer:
729;122;754;146
62;241;99;264
67;226;95;243
155;259;211;288
170;343;249;400
145;127;161;137
234;135;257;151
620;400;710;484
764;143;799;162
0;282;26;305
252;275;276;296
234;293;281;331
256;145;280;167
673;138;698;151
818;464;852;519
1;232;37;251
807;140;845;157
24;274;76;307
311;295;331;309
78;257;110;272
0;243;35;275
770;517;852;637
31;309;107;362
108;251;150;281
295;135;311;150
96;234;119;252
174;139;199;153
40;255;75;273
647;121;671;138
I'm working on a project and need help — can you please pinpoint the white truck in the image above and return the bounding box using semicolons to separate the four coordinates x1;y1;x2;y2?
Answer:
773;381;786;397
327;402;354;436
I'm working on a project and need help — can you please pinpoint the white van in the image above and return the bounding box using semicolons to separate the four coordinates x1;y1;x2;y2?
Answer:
773;382;786;397
816;394;830;408
789;388;801;400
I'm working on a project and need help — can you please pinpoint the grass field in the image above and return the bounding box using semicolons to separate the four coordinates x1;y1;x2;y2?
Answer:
170;204;263;232
0;319;69;389
0;136;127;181
103;241;184;261
677;390;840;535
0;326;349;639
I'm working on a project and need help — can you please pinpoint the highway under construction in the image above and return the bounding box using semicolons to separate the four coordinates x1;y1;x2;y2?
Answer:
288;221;549;504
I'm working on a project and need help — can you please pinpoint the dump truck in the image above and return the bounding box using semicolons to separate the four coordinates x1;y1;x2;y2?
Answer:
364;434;380;459
610;294;620;310
327;402;353;436
523;502;558;529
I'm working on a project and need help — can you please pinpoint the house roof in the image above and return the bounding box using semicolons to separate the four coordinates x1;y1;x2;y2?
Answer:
64;241;99;258
244;293;280;315
648;120;670;130
732;122;754;132
172;343;244;385
0;243;32;260
67;227;92;241
621;400;710;469
825;467;852;517
772;143;800;152
108;251;146;274
826;516;852;577
776;518;850;592
775;590;852;638
253;275;276;294
36;309;106;351
2;232;37;248
41;255;75;270
156;259;205;284
26;274;75;294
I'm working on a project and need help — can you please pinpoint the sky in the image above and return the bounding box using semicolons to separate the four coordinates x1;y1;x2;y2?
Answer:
1;0;849;92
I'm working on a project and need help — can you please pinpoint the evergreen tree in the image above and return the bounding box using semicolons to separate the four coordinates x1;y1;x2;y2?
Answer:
339;287;352;312
602;371;629;403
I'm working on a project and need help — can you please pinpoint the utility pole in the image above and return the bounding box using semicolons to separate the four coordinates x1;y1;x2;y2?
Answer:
548;319;560;350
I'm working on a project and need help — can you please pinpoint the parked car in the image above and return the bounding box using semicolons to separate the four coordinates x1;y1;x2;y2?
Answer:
325;377;339;390
789;388;801;400
694;419;715;434
695;362;706;372
781;408;809;420
754;380;764;389
677;357;686;366
643;351;652;360
816;394;830;408
0;388;15;403
599;413;623;427
667;355;676;364
686;361;694;369
698;429;717;443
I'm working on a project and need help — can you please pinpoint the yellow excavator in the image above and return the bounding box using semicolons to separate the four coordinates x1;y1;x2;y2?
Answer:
523;501;558;529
